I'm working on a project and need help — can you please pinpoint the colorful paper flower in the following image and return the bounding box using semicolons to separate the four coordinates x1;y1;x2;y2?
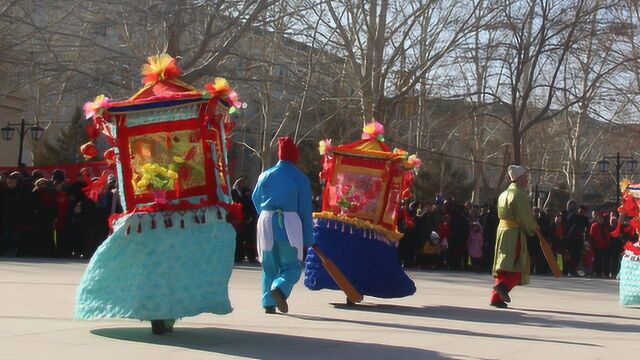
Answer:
204;77;243;114
83;94;110;119
407;154;422;168
362;120;385;141
318;139;332;155
228;90;243;108
204;77;231;97
141;54;181;84
393;148;409;158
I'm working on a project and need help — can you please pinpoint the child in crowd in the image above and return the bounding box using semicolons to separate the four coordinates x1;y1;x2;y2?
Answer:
581;241;595;277
467;221;484;272
422;231;441;269
437;215;451;269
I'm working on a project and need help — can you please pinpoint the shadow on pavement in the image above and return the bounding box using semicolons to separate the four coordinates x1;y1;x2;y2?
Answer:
92;327;449;359
291;313;600;348
510;307;640;321
330;303;640;334
0;257;86;265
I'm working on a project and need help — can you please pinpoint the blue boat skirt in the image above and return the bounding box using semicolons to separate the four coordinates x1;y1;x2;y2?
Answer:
619;253;640;306
304;218;416;298
75;207;235;320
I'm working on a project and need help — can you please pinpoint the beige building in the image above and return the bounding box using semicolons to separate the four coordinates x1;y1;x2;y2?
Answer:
0;91;29;167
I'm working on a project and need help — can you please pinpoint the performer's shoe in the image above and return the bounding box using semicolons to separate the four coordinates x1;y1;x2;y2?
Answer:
493;282;511;303
271;287;289;313
490;301;509;309
264;306;276;314
151;320;166;335
164;319;175;332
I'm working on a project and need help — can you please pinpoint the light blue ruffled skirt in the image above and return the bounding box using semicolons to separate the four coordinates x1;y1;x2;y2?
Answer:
619;254;640;306
75;207;235;320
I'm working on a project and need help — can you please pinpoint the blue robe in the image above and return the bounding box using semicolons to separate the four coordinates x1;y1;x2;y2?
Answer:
252;160;314;307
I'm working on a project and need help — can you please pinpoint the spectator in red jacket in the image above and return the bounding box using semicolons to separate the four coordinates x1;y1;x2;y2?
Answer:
589;211;611;278
581;242;594;277
437;215;452;268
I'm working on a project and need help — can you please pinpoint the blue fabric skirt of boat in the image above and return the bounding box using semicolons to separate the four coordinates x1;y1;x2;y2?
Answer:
304;218;416;299
619;254;640;306
75;206;235;321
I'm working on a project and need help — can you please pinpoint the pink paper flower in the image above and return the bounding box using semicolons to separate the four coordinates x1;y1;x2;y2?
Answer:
83;94;110;119
362;120;385;140
408;154;422;168
228;90;243;108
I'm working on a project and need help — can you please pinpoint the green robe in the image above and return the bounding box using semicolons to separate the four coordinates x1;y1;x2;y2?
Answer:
492;182;537;284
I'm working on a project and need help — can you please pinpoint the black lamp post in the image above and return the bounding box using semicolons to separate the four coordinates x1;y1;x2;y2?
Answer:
1;118;45;167
531;182;549;208
598;152;638;206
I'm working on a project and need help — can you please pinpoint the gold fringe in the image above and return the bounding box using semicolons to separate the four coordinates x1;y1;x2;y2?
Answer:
313;211;403;241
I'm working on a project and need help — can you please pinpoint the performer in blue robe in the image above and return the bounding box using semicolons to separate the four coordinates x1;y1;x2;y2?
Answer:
252;136;314;313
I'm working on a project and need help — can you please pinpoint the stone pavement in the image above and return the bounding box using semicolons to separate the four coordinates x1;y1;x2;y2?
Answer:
1;258;639;360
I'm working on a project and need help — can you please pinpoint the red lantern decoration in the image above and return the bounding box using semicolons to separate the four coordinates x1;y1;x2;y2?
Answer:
80;142;98;160
103;147;116;163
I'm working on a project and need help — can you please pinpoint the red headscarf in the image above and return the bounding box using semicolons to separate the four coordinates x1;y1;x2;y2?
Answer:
278;136;299;163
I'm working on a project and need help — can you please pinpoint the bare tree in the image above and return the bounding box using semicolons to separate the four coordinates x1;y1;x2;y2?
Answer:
483;0;608;165
316;0;479;124
0;1;276;121
453;0;506;203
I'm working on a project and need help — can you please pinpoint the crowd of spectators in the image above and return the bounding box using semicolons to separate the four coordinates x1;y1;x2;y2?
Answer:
0;168;120;258
2;169;635;279
398;196;635;278
397;198;498;273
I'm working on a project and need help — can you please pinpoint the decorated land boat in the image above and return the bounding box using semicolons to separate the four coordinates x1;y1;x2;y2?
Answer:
616;180;640;306
304;121;420;299
75;54;242;330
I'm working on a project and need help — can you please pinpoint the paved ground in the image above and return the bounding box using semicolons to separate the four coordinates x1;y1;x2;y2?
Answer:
1;258;639;360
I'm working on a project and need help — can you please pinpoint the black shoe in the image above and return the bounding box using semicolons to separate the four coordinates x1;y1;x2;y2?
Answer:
264;306;276;314
493;282;511;303
490;301;508;309
151;320;166;335
271;287;289;313
164;319;175;332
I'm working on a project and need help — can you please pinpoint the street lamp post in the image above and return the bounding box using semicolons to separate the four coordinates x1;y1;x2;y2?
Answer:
531;182;549;209
1;118;45;167
598;152;638;207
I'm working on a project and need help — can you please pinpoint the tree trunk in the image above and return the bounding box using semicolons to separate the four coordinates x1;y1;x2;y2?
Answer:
512;128;521;165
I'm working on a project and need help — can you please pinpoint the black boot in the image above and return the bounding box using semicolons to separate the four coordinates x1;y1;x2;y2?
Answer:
164;319;175;332
264;306;276;314
271;287;289;313
492;282;511;303
151;320;166;335
490;301;508;309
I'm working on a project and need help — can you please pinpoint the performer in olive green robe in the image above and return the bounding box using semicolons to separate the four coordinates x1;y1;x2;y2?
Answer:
490;165;538;309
